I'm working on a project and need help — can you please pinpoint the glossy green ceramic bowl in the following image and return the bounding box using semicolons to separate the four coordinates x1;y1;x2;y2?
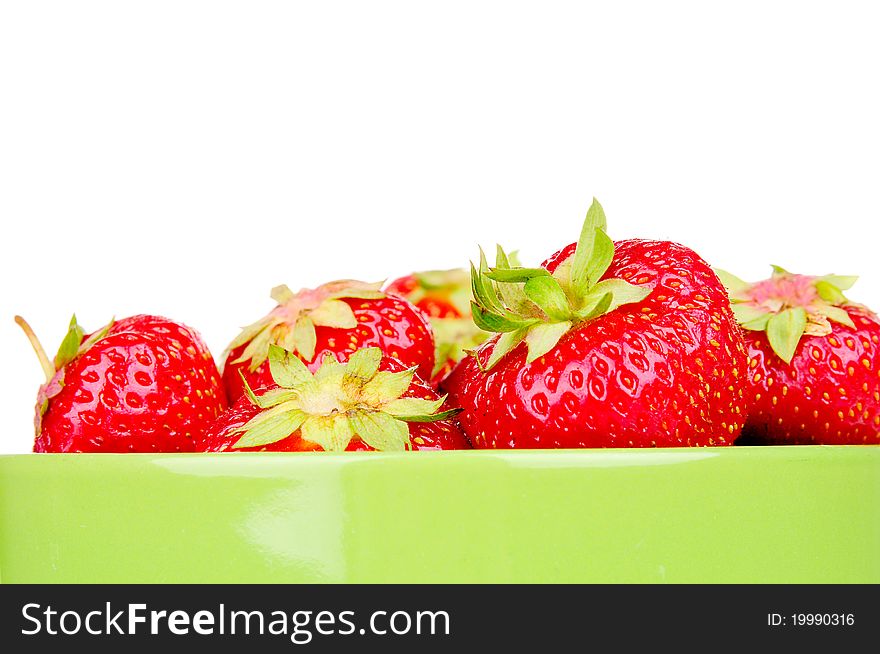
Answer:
1;446;878;583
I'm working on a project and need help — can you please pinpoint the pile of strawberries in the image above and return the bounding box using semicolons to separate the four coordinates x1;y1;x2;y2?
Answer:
18;200;880;452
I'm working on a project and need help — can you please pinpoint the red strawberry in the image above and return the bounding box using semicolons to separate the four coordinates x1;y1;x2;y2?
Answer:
716;266;880;444
222;280;434;404
200;346;468;451
442;199;749;448
16;314;226;452
386;269;472;319
385;269;489;385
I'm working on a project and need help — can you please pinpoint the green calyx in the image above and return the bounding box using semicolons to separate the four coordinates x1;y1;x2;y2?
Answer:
470;198;651;370
429;316;490;376
411;268;474;316
16;314;114;384
227;280;387;371
232;345;460;451
52;314;114;372
398;268;492;374
715;265;858;364
16;314;115;432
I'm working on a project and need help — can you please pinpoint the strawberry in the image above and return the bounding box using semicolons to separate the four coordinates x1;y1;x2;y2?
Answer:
200;346;468;451
441;199;749;448
222;280;435;404
716;266;880;444
16;314;226;452
385;270;471;319
385;269;489;385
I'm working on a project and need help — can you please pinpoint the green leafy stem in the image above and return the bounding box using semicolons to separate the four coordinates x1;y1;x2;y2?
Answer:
232;345;460;451
470;198;651;370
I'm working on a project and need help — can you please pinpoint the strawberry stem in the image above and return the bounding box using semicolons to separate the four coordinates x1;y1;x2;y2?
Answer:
469;199;651;370
14;316;56;382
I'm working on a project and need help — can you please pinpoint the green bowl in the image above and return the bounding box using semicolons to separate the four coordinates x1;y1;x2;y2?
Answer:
1;446;878;583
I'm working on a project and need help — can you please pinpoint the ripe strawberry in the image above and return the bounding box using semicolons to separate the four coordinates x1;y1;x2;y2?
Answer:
200;346;468;451
442;199;749;448
222;281;434;404
385;270;471;319
16;314;226;452
385;269;489;385
716;266;880;444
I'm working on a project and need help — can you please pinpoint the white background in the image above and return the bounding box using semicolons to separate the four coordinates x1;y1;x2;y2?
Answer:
1;1;878;453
